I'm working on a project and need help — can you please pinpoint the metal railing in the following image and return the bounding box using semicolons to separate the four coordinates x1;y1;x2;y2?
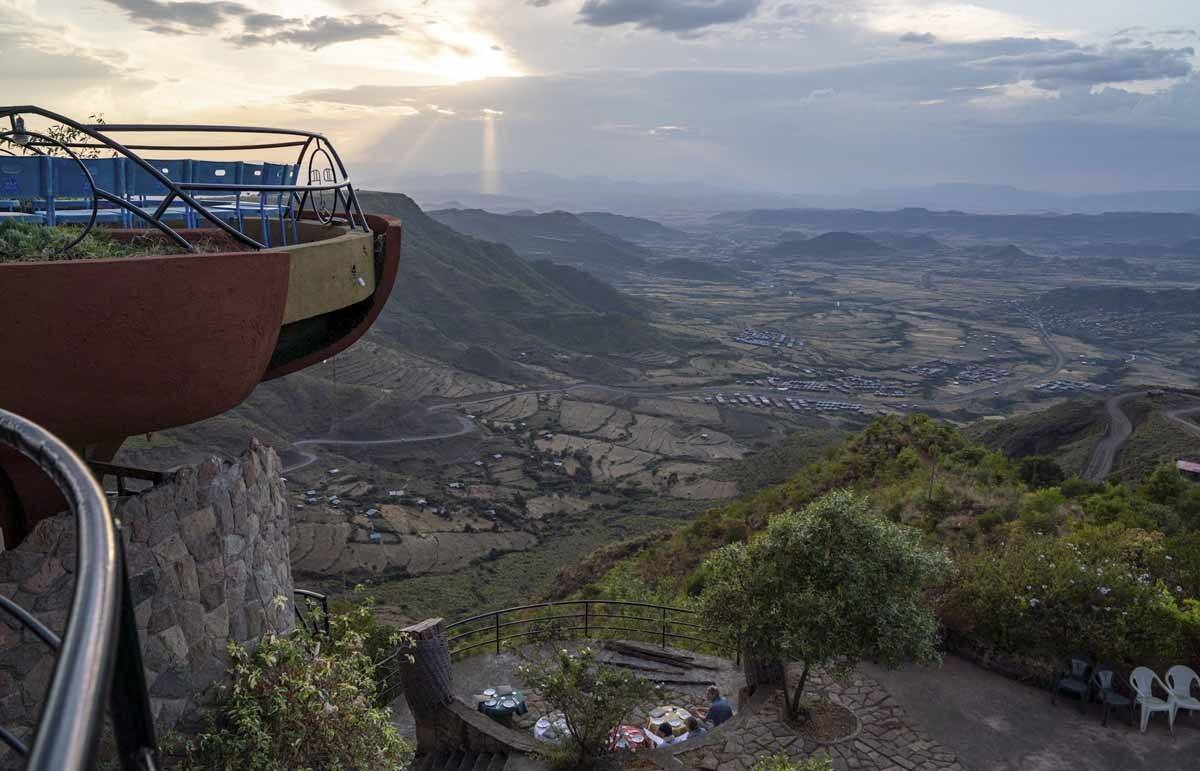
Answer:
0;408;157;770
0;105;367;253
293;588;331;637
445;600;713;658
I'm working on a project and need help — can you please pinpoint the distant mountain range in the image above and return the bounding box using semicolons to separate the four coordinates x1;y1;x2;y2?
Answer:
714;208;1200;242
381;172;1200;217
427;208;653;275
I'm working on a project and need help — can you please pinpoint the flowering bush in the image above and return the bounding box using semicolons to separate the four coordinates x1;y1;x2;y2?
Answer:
940;526;1200;665
175;606;413;771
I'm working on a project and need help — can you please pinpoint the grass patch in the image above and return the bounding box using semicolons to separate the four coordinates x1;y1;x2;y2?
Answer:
0;220;182;262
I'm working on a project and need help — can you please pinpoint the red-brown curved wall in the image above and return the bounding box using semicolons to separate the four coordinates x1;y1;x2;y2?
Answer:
0;250;290;544
0;250;290;444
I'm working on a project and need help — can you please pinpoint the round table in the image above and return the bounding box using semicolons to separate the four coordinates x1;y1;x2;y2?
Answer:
646;704;692;741
610;724;649;752
477;686;527;725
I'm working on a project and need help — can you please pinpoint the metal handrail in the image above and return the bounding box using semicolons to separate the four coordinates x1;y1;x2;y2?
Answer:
293;588;331;637
0;106;368;252
0;409;124;769
444;599;716;658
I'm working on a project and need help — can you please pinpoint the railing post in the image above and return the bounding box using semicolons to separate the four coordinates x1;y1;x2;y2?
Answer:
495;612;501;654
661;606;667;648
583;601;589;638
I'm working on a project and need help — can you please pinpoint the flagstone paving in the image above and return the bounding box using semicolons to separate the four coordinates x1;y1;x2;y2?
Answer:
664;667;965;771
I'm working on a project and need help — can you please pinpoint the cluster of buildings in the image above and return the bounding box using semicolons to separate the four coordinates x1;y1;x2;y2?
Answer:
1034;380;1110;393
732;327;800;349
952;364;1013;385
702;392;865;414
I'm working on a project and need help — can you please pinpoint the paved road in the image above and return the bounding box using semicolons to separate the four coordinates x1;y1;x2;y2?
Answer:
283;415;477;472
1164;404;1200;440
1082;391;1147;482
1083;393;1200;482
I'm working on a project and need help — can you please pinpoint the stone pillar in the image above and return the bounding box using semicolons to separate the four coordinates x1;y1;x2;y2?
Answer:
0;439;294;748
399;618;454;753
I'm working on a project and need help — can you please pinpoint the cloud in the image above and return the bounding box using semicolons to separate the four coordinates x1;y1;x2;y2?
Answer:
967;42;1195;89
577;0;763;33
100;0;402;50
900;31;936;44
234;15;403;51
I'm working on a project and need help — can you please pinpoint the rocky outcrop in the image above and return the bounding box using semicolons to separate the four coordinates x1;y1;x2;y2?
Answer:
0;440;294;745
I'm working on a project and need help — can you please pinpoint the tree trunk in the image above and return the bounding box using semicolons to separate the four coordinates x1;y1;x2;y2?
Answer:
743;649;785;694
788;661;811;718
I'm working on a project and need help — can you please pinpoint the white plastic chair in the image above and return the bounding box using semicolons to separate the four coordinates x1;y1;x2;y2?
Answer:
1129;667;1177;733
1166;665;1200;718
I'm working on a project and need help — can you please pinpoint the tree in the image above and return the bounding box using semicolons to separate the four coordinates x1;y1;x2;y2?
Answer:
518;646;654;769
1018;455;1066;490
1140;463;1187;506
698;491;949;719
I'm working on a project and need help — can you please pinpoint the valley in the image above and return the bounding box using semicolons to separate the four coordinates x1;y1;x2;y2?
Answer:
119;194;1200;626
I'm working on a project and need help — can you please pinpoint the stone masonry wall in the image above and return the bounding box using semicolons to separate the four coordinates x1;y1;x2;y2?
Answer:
0;439;294;751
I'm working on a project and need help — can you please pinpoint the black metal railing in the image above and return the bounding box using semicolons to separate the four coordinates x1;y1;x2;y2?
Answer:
0;105;367;253
90;460;165;498
293;588;331;637
0;408;157;770
445;600;715;658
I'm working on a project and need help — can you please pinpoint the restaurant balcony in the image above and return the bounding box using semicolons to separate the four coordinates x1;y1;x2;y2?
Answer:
0;106;401;547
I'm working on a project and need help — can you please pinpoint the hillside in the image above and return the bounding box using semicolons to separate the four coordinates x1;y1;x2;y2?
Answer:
426;207;653;274
652;257;739;283
357;191;671;366
1035;285;1200;315
577;211;688;241
761;231;893;260
568;413;1200;669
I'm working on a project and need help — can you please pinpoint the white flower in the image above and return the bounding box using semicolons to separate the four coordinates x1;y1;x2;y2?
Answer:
1099;586;1112;595
1029;598;1041;607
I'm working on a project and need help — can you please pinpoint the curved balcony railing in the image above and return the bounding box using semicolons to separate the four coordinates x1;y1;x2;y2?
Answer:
445;600;718;658
0;105;367;254
0;408;157;770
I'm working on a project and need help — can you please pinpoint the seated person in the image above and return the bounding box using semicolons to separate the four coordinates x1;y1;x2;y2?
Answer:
686;716;706;736
706;686;734;727
658;723;678;745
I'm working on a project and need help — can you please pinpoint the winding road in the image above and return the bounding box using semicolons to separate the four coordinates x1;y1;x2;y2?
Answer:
1083;392;1200;482
282;325;1068;474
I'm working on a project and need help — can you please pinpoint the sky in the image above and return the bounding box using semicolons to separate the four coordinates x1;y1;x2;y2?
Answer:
1;0;1198;195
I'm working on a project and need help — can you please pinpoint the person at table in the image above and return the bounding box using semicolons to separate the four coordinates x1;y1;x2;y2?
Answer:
705;686;733;727
686;716;706;737
658;723;678;745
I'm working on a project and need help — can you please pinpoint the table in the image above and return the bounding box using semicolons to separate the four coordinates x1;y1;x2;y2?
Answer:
476;686;527;725
610;724;649;752
646;704;693;741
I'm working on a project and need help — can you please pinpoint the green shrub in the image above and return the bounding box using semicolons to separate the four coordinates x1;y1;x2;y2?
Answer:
517;646;654;769
176;607;413;771
940;529;1199;666
747;753;834;771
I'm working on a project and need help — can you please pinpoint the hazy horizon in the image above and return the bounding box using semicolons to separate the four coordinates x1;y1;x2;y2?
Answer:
4;1;1199;197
